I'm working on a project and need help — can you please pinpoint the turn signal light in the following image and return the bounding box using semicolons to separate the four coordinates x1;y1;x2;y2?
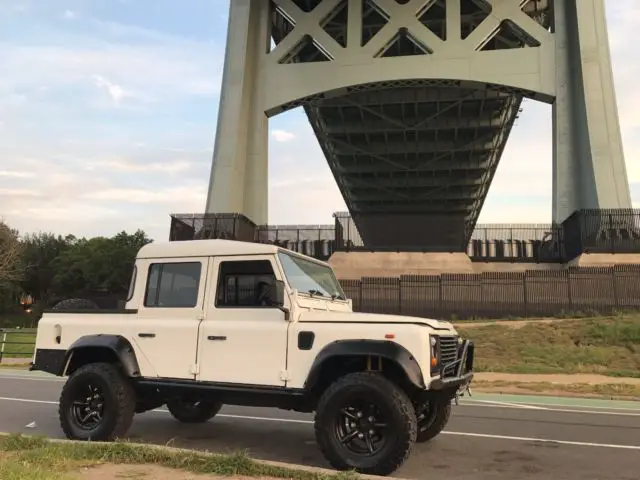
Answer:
431;357;437;367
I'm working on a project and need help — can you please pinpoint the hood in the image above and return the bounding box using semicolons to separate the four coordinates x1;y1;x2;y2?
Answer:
298;310;455;331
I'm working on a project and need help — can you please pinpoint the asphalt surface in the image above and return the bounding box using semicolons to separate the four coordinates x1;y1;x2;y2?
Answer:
0;372;639;479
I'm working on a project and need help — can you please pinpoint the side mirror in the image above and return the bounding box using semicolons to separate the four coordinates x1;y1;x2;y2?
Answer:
271;280;290;320
271;280;286;307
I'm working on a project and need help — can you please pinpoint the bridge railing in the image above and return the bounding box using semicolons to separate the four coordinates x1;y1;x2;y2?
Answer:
169;209;640;263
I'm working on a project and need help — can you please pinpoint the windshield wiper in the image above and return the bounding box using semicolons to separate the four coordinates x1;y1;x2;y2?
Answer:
331;293;346;300
308;289;326;297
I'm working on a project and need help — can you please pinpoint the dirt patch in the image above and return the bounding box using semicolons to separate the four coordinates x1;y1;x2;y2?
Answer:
475;372;640;385
454;318;580;329
73;464;285;480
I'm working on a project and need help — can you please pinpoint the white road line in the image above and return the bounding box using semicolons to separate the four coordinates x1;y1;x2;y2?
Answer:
441;431;640;450
0;397;55;405
1;394;640;417
464;402;640;417
0;375;63;382
1;397;639;451
464;398;640;413
468;400;547;410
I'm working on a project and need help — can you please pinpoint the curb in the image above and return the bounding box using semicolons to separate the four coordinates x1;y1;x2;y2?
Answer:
0;433;408;480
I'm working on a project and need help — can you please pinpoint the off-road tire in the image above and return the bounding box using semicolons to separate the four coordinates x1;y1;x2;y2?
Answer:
416;400;451;443
166;398;223;423
59;362;135;441
52;298;100;311
314;372;417;476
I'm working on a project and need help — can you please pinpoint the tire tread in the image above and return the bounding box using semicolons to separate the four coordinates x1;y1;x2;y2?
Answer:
59;362;135;441
314;371;417;476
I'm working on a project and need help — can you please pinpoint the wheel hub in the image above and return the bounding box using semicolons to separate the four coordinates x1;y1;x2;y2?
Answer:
71;384;105;430
336;404;389;455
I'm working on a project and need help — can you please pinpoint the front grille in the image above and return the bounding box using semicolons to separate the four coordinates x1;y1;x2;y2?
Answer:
438;335;459;377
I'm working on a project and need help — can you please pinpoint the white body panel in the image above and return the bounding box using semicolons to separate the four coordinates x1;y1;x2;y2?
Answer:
128;256;210;380
33;313;157;378
286;319;434;390
197;254;289;386
34;239;461;393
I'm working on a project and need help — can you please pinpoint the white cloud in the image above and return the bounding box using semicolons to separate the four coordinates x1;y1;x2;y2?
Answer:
0;170;34;178
86;158;192;174
92;75;127;103
271;129;296;142
63;10;76;20
82;185;205;205
0;188;42;197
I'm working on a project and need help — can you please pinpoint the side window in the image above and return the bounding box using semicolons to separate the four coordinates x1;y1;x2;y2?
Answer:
144;262;202;308
216;260;277;308
126;266;137;302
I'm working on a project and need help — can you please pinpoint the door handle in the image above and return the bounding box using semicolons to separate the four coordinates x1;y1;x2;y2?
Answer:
207;335;227;341
138;333;155;338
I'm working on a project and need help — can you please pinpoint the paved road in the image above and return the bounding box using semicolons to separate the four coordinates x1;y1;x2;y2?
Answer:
0;371;639;479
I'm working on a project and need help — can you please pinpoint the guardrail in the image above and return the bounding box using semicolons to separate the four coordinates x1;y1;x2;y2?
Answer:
0;328;36;363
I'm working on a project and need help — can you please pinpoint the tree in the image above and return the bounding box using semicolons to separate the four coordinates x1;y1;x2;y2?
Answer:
50;230;152;301
0;221;24;284
20;232;75;303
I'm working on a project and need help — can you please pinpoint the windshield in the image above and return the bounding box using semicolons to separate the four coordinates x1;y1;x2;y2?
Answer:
277;251;346;300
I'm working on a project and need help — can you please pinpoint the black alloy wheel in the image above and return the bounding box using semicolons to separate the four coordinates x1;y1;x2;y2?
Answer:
59;362;136;441
166;397;222;423
71;383;106;431
334;400;390;456
314;371;417;476
415;400;452;443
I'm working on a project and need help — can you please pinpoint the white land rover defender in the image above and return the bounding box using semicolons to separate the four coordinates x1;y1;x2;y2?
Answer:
31;239;474;476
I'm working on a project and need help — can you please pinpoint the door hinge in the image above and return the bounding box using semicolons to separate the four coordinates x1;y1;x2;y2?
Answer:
279;370;291;381
190;364;200;375
196;313;204;321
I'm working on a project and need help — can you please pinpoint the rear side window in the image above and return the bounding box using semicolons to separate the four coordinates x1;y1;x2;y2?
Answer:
126;266;137;302
144;262;202;308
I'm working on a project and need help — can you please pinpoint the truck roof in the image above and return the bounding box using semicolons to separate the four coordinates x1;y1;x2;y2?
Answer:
136;238;312;260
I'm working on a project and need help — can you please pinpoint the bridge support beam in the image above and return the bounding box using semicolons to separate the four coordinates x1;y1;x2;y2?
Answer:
206;0;632;234
552;0;632;223
205;0;270;225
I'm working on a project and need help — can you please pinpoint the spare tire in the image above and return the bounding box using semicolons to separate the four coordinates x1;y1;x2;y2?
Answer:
51;298;100;311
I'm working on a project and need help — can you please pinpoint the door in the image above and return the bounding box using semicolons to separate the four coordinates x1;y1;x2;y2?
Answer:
197;255;289;386
134;256;209;380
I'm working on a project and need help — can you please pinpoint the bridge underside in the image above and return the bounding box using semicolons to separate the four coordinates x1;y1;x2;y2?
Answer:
270;0;549;250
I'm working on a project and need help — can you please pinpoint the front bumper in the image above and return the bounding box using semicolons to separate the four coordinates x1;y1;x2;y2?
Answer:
430;371;474;391
427;338;474;393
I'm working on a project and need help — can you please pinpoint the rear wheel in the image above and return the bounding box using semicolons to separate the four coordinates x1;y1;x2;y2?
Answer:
166;398;222;423
314;372;417;476
59;362;135;441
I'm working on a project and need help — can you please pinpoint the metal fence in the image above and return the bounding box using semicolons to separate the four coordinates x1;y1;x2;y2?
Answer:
2;264;639;332
170;209;640;264
340;264;640;319
0;328;35;362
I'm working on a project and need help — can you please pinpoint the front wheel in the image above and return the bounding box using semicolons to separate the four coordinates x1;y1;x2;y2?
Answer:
314;372;417;477
59;362;136;441
166;398;222;423
416;400;451;443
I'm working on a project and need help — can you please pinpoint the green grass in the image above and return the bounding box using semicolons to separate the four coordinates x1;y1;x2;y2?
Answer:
0;332;36;357
4;316;640;380
457;316;640;378
0;434;359;480
472;379;640;400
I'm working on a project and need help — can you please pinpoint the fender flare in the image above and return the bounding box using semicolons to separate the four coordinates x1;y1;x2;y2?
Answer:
64;334;141;377
304;340;425;390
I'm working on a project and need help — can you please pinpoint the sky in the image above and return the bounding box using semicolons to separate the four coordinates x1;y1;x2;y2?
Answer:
0;0;639;241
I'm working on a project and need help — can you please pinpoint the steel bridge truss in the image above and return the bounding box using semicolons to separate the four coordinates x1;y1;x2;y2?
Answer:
268;0;552;240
